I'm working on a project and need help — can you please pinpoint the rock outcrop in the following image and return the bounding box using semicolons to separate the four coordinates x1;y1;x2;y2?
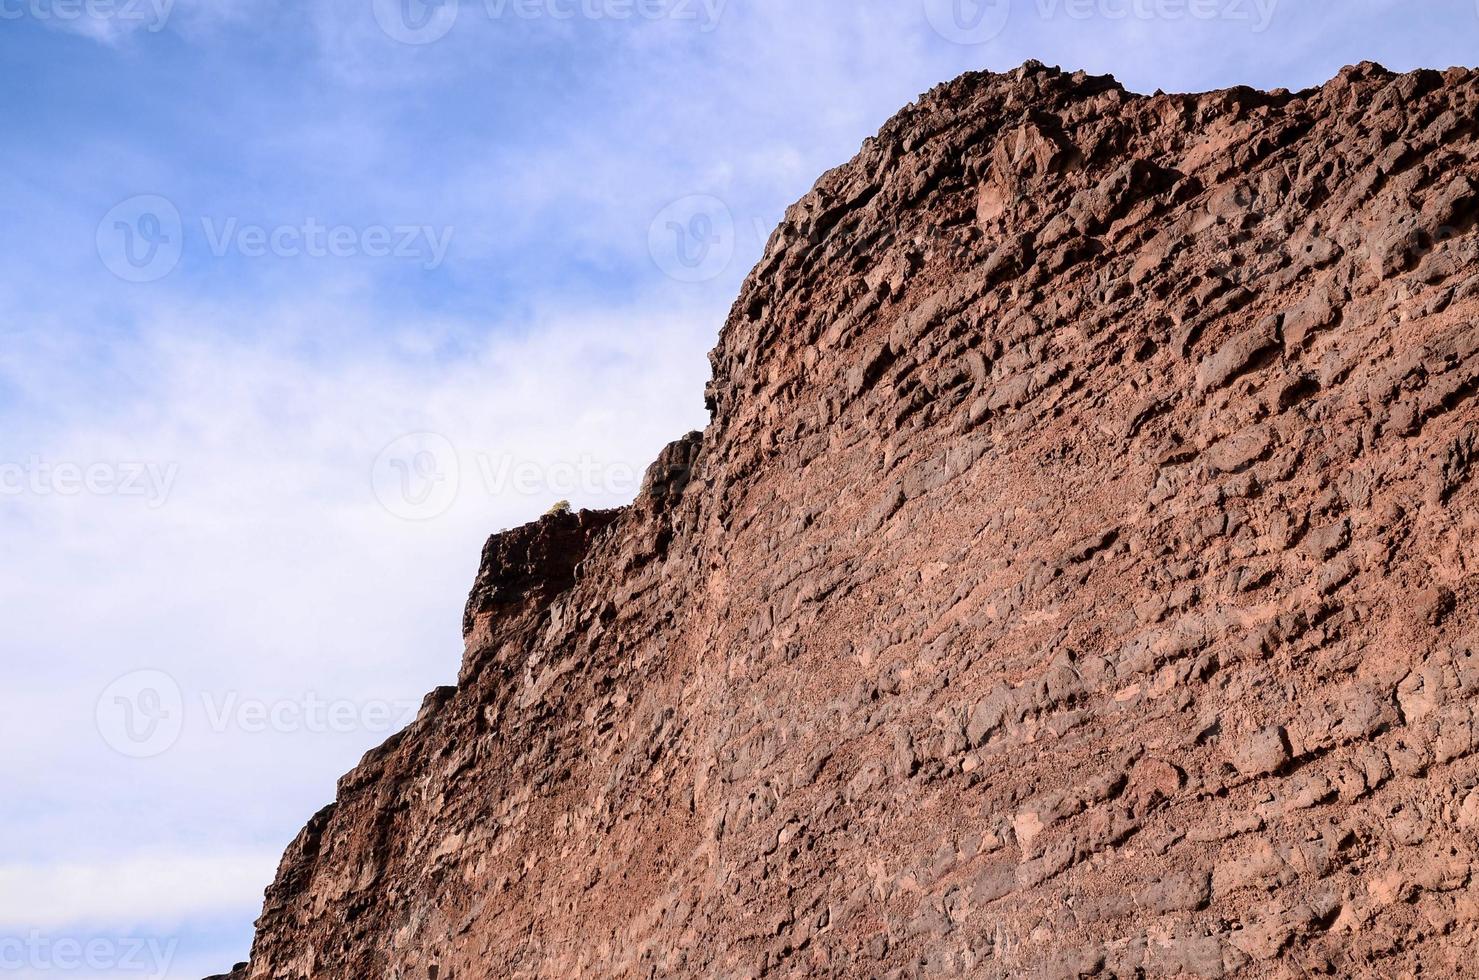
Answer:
227;62;1479;978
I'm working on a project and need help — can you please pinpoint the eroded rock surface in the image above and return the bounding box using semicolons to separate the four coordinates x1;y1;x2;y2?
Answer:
228;62;1479;978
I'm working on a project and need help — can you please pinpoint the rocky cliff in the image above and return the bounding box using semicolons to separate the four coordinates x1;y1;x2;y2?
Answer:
224;62;1479;978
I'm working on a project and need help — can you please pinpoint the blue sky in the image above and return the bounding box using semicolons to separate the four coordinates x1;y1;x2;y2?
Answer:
2;0;1476;976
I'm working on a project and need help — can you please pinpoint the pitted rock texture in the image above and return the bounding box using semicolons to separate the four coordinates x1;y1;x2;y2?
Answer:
230;62;1479;978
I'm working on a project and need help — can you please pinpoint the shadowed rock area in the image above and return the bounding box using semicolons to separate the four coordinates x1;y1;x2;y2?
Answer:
221;61;1479;978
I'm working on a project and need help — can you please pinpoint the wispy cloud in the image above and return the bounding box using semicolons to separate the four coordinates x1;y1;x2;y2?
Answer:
0;851;278;930
1;289;715;860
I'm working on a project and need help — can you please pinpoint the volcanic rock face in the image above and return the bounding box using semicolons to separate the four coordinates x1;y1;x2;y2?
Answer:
233;62;1479;978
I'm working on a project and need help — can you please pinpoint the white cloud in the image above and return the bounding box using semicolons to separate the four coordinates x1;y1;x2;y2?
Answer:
0;851;279;930
0;289;716;898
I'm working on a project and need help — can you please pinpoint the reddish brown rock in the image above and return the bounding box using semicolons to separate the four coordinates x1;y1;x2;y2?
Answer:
221;62;1479;978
